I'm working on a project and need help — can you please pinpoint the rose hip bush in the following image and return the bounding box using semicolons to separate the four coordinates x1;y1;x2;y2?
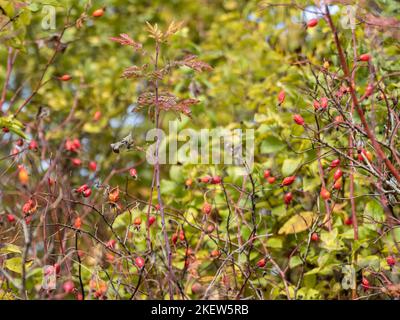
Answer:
0;0;399;300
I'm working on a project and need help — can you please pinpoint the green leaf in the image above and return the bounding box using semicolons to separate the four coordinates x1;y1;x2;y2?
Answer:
358;255;380;271
364;200;385;223
320;229;345;251
160;180;179;195
260;136;285;153
0;0;15;17
289;255;303;269
169;165;184;182
302;177;320;192
241;225;251;240
0;116;27;138
28;3;41;12
305;288;320;300
304;267;321;276
281;158;302;176
303;274;316;288
266;237;283;249
112;210;135;230
271;204;286;217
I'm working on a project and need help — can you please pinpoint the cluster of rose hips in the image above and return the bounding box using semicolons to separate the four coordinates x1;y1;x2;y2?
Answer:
281;176;296;207
319;159;345;203
5;198;37;226
89;278;108;299
279;51;371;130
196;175;222;215
8;137;37;157
256;174;298;267
129;167;138;178
65;138;98;171
171;232;200;266
65;138;81;153
172;230;186;245
263;169;276;184
22;199;37;216
313;97;329;111
198;175;222;185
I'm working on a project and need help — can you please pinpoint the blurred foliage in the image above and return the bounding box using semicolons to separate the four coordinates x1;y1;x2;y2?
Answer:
0;0;400;300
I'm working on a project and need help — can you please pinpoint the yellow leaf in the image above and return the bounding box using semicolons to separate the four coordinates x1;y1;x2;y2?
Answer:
0;290;14;300
332;202;347;213
278;211;316;235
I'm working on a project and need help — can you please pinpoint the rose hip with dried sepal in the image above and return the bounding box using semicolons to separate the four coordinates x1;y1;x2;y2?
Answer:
210;250;220;258
76;184;89;193
333;179;342;190
83;188;92;198
133;216;142;226
185;178;193;188
386;256;396;267
320;187;331;200
256;258;266;268
311;233;319;242
129;168;137;178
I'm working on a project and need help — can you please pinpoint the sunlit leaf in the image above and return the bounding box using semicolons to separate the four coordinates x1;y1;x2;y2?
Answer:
278;212;316;235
